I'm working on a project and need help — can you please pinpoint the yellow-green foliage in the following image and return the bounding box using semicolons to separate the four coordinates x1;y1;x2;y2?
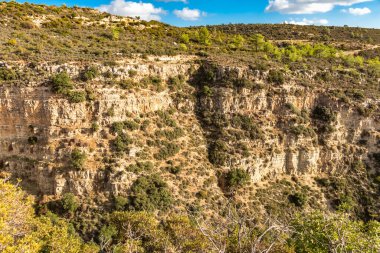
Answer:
108;211;210;252
0;180;98;253
0;179;38;252
368;57;380;77
291;211;380;252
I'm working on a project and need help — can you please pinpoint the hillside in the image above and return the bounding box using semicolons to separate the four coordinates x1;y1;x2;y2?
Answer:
0;2;380;252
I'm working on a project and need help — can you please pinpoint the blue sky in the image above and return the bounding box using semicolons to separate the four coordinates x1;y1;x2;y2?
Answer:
16;0;380;28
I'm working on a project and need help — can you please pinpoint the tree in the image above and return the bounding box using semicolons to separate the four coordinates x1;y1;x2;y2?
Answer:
99;225;117;251
251;34;265;52
34;214;85;253
180;33;190;44
111;27;120;40
61;193;79;215
163;215;210;252
290;211;380;252
0;179;39;252
0;180;96;253
128;175;173;211
229;35;245;50
199;27;211;46
110;211;169;252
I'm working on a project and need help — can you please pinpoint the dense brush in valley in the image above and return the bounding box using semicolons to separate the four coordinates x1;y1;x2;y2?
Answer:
0;2;380;252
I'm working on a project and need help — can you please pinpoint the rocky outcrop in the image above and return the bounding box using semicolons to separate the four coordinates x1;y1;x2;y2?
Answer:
0;57;379;203
195;63;380;182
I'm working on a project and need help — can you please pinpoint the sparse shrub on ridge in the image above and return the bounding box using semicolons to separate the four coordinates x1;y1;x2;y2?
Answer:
51;72;73;94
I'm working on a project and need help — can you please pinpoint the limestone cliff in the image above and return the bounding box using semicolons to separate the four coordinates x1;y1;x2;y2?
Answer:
0;55;379;219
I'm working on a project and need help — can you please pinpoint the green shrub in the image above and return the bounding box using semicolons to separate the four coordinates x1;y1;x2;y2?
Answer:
154;142;180;160
198;27;211;46
111;133;132;153
128;69;138;78
267;69;284;85
157;111;177;127
119;79;137;89
180;33;190;44
155;127;184;141
69;148;86;170
67;91;86;103
51;72;73;94
168;75;185;90
27;136;38;145
141;75;162;87
111;122;125;134
123;120;139;131
289;125;315;137
288;192;307;207
311;105;336;123
107;107;115;117
126;161;153;173
128;175;173;211
202;85;213;97
345;89;365;101
80;66;98;81
209;140;228;166
231;115;264;140
20;21;35;29
167;165;182;175
114;196;129;211
6;38;17;46
234;78;254;89
61;193;79;214
225;168;250;189
150;76;162;85
85;88;96;101
0;67;17;80
315;71;332;82
91;122;99;132
111;120;139;134
140;120;150;131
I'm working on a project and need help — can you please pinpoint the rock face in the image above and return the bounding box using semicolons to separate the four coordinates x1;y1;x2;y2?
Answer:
0;57;379;204
195;63;380;183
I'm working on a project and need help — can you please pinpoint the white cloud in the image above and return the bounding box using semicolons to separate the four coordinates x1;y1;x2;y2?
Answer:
284;18;329;25
173;7;206;21
343;7;372;15
266;0;372;14
97;0;166;21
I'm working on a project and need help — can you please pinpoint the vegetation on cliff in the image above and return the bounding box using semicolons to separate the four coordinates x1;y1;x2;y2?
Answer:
0;2;379;252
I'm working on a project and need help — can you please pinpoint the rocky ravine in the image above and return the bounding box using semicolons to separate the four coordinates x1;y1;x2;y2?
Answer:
0;56;379;212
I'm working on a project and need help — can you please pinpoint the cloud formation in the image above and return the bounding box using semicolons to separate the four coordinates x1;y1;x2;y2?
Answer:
343;7;372;15
173;7;206;21
284;18;329;25
97;0;166;21
266;0;372;14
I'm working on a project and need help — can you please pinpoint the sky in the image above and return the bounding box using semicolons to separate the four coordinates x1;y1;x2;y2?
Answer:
15;0;380;28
